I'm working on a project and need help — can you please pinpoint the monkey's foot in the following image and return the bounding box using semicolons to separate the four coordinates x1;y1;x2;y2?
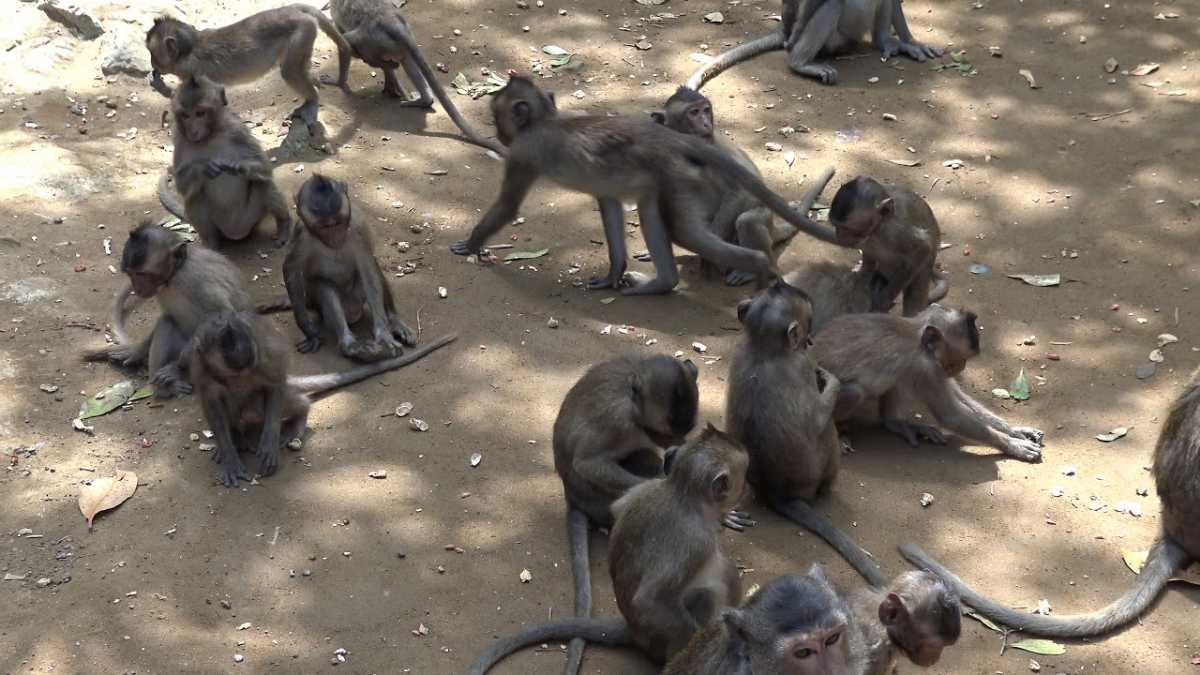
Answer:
883;39;944;62
390;318;418;347
883;419;946;447
790;61;838;85
586;269;624;290
724;270;756;287
216;455;251;487
396;97;435;109
289;102;320;130
151;365;193;398
296;335;323;354
619;271;677;296
318;73;347;88
256;446;280;477
1010;426;1046;445
1002;436;1044;462
721;510;757;532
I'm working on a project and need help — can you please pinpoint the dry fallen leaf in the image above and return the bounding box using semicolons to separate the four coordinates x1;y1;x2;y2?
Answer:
1122;549;1200;586
1130;63;1160;76
1018;68;1039;89
79;470;138;528
888;158;922;167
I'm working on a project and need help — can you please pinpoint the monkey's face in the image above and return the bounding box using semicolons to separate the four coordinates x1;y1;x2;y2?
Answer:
830;207;880;247
300;212;350;249
174;102;219;143
126;268;165;298
683;101;714;139
778;626;849;674
216;322;258;374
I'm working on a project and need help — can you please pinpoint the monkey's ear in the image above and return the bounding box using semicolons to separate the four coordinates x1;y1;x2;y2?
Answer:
735;298;753;324
650;111;666;125
709;470;731;502
171;241;188;266
786;321;804;351
164;35;179;59
877;197;894;216
878;592;908;626
920;325;943;352
681;358;699;379
662;446;679;475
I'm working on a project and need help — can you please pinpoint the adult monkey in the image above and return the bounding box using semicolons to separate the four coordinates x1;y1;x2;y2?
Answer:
685;0;945;90
901;365;1200;638
328;0;506;155
450;76;839;296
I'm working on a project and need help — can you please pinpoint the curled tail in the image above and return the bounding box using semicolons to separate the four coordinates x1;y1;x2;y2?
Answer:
899;537;1190;638
256;297;292;314
685;32;785;91
468;618;630;675
289;333;457;396
928;269;949;303
157;174;187;220
82;282;148;363
296;3;352;86
795;166;835;213
774;498;887;588
565;508;592;675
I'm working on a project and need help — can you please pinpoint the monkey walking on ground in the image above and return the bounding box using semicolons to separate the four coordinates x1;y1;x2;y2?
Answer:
450;75;840;296
901;365;1200;638
686;0;945;89
83;222;252;399
467;426;751;673
328;0;505;155
811;304;1045;461
157;76;293;250
189;311;456;487
145;6;350;129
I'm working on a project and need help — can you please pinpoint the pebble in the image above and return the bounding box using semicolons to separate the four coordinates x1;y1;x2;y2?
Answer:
1061;465;1077;476
233;654;244;663
547;317;560;329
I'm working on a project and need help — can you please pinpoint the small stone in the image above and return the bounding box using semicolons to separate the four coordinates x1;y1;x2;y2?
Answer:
437;286;448;299
764;142;783;152
1029;658;1041;672
519;568;533;583
1061;465;1077;476
882;113;897;121
867;76;880;84
220;599;232;610
410;418;430;432
1136;487;1149;496
368;470;388;479
395;402;414;417
237;622;252;631
692;342;708;354
1049;486;1064;497
547;317;560;329
286;438;303;451
703;11;724;23
396;241;411;252
39;384;59;393
36;577;52;587
302;569;312;577
233;654;244;664
919;492;934;507
470;452;483;467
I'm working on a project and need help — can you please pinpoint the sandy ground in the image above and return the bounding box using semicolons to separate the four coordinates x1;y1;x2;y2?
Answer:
1;0;1198;673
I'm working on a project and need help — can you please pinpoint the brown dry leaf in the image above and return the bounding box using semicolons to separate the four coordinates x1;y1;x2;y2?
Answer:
1130;63;1160;76
79;470;138;529
1019;68;1039;89
1122;549;1200;586
888;158;922;167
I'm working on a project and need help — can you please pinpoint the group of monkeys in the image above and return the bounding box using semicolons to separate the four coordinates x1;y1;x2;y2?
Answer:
70;1;1199;674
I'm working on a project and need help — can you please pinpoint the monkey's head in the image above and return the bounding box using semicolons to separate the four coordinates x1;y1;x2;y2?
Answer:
632;355;700;446
724;565;852;675
828;176;891;247
736;279;815;352
146;17;196;74
651;86;713;140
173;76;227;144
490;75;556;146
296;174;352;249
195;312;261;379
919;305;980;378
663;424;748;511
121;221;187;298
879;570;961;667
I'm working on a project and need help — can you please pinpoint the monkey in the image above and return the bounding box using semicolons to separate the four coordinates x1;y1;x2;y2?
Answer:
157;76;292;250
784;259;948;335
328;0;505;155
685;0;945;90
83;221;252;399
189;310;456;487
466;426;750;673
145;6;350;129
449;75;840;296
899;364;1200;638
810;304;1045;462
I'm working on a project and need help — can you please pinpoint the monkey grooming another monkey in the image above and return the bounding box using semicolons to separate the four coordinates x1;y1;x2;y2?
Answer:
158;76;292;250
784;261;879;334
811;304;1045;461
450;75;840;296
328;0;505;155
83;222;252;399
901;364;1200;638
271;174;417;363
146;7;350;129
686;0;945;90
466;426;750;673
190;310;455;486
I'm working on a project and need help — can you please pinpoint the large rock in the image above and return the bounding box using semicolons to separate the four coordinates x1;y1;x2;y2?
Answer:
38;0;104;40
100;25;151;76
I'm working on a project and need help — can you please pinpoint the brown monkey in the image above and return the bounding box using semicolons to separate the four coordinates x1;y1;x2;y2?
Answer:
449;75;839;296
146;7;350;128
158;76;292;250
901;364;1200;637
189;310;456;486
466;426;750;673
269;174;417;362
811;304;1045;461
848;570;961;673
328;0;504;155
83;221;252;399
784;260;947;335
686;0;944;90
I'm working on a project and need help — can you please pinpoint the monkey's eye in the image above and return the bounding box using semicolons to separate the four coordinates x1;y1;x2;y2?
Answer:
825;632;841;646
794;648;813;659
195;110;207;117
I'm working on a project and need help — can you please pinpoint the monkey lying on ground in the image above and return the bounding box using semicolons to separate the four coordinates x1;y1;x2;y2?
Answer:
811;304;1045;461
784;259;948;335
652;86;836;287
328;0;505;155
467;426;750;673
686;0;945;89
146;7;350;129
157;76;292;250
901;364;1200;638
449;75;839;296
83;222;251;398
189;310;455;486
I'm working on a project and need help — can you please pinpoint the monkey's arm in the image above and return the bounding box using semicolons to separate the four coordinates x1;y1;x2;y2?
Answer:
201;388;250;487
355;249;401;350
450;165;537;255
948;381;1045;444
150;71;174;98
283;252;321;353
813;366;842;420
574;453;651;498
927;384;1042;462
879;0;944;61
254;385;283;477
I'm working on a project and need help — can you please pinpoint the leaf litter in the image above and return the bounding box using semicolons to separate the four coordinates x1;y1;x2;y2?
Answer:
79;470;138;528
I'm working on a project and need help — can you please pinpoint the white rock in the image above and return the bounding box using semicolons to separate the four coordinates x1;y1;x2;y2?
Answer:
100;26;151;75
39;0;104;40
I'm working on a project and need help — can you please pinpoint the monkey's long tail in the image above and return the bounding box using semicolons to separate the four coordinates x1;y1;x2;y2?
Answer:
256;297;292;314
899;536;1190;638
928;269;950;303
467;618;631;675
565;508;592;675
774;498;888;588
795;166;835;213
82;282;148;362
157;175;187;220
295;3;352;86
685;33;784;91
291;333;457;396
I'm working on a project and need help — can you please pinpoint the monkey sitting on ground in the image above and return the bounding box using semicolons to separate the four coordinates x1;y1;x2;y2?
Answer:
146;7;350;129
450;75;839;296
652;86;836;288
811;304;1045;461
83;221;252;398
189;311;455;486
466;426;750;673
328;0;505;155
901;364;1200;638
157;76;292;250
686;0;945;89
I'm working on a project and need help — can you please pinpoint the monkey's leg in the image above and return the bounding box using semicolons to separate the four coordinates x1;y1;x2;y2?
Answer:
588;197;629;290
673;214;773;288
786;0;843;84
880;0;945;61
148;317;194;398
451;169;537;255
381;65;408;99
621;196;680;296
729;208;775;287
397;56;435;109
880;389;946;447
281;22;322;128
357;261;404;357
254;388;283;477
379;282;417;347
925;385;1042;462
84;335;151;369
947;381;1045;446
314;282;370;360
203;394;250;488
899;267;933;317
265;182;293;249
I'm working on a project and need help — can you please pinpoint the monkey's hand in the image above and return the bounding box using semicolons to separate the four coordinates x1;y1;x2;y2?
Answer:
883;419;946;447
216;452;251;488
256;444;279;478
296;324;323;354
881;38;945;63
587;265;627;290
202;160;228;179
150;71;173;98
724;269;757;287
1010;426;1046;446
1001;435;1043;463
619;271;677;296
449;239;480;256
151;364;193;398
721;510;757;532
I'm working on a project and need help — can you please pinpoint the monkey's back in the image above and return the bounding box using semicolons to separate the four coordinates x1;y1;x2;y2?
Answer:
785;261;873;333
811;313;918;398
1153;366;1200;557
159;248;252;335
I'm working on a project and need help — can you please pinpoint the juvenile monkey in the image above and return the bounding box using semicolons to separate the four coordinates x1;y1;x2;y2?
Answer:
467;426;750;673
450;75;839;296
273;174;416;362
189;310;455;486
83;222;251;398
811;304;1045;462
328;0;505;155
686;0;944;89
784;259;947;334
158;76;292;250
146;7;350;128
901;364;1200;638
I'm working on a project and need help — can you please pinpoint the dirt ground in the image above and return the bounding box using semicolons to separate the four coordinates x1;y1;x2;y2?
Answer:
1;0;1198;673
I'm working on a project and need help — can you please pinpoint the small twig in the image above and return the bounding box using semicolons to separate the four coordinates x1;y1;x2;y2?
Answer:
924;177;941;198
1087;107;1133;121
489;244;515;250
415;305;424;343
269;525;280;546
